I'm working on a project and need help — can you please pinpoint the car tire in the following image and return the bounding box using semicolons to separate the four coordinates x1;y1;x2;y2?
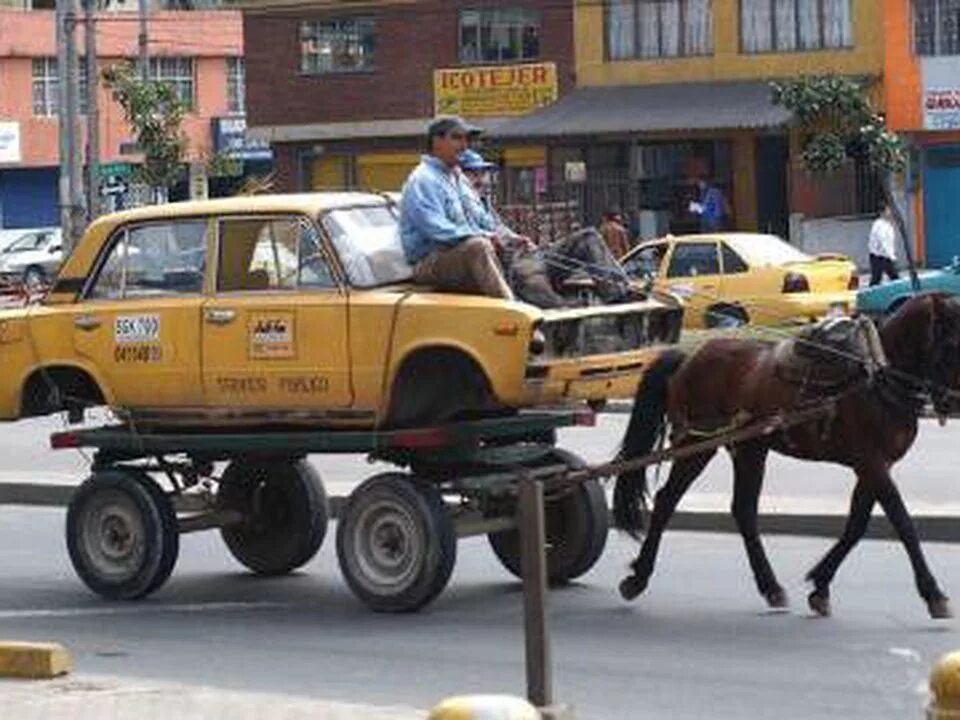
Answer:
705;304;749;329
22;266;45;290
66;469;179;600
217;459;329;575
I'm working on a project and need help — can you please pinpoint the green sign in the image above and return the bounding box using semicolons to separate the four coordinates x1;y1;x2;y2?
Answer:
98;162;133;181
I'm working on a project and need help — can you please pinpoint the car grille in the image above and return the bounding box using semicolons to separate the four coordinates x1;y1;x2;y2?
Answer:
539;306;682;359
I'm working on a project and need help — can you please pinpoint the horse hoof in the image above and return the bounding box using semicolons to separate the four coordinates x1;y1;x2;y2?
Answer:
807;591;831;617
765;588;789;609
619;575;646;601
928;597;954;620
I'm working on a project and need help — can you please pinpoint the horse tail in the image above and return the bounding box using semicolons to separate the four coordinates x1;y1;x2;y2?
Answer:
613;348;687;538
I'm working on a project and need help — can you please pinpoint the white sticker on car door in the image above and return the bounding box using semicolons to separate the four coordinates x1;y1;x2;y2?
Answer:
115;314;161;343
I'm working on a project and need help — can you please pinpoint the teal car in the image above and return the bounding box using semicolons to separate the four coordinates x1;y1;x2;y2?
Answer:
856;257;960;316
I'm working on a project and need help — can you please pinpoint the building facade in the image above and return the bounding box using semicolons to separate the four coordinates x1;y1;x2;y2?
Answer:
885;0;960;267
491;0;886;243
243;0;575;200
0;8;259;228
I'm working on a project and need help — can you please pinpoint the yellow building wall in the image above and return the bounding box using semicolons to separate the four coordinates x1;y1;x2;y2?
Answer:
575;0;884;87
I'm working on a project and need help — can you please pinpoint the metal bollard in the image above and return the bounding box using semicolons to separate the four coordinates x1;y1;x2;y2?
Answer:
928;652;960;719
428;694;541;720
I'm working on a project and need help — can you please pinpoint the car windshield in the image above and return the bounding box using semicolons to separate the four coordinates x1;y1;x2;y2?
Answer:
322;205;412;288
725;235;811;266
6;232;49;252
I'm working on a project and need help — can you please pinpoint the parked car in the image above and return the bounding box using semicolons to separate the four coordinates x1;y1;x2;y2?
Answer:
856;257;960;317
0;227;63;289
0;193;682;427
620;232;858;329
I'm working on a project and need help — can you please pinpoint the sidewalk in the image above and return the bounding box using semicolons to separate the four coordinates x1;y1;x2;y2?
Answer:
0;674;426;720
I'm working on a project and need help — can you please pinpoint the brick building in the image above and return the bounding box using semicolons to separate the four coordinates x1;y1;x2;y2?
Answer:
0;8;256;228
243;0;574;196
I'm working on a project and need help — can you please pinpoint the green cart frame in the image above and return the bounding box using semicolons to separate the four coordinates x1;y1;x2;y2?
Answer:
51;410;609;613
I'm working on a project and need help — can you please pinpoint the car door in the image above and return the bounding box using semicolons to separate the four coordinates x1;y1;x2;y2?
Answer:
202;214;352;411
72;219;209;408
664;240;722;328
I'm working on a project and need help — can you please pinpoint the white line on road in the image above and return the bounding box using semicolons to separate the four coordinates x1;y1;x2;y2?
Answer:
0;600;299;620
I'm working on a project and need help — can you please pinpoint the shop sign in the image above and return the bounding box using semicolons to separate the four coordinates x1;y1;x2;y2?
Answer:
213;116;272;162
434;62;558;117
924;89;960;130
0;122;20;164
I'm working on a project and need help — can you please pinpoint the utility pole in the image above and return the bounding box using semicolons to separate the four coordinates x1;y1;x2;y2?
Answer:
66;0;85;250
84;0;100;220
138;0;149;82
55;0;71;245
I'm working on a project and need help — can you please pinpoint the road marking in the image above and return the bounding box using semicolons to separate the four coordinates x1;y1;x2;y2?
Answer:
0;601;297;620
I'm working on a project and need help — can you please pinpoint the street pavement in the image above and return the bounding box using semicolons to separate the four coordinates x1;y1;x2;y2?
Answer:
1;413;959;718
0;506;957;719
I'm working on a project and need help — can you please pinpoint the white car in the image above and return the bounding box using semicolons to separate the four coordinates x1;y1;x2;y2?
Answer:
0;227;63;288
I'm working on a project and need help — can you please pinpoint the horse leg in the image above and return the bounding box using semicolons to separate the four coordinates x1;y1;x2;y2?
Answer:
730;444;786;608
804;479;875;618
871;471;952;619
620;450;716;601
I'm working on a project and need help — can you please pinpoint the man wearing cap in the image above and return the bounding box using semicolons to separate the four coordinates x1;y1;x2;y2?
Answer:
399;116;514;300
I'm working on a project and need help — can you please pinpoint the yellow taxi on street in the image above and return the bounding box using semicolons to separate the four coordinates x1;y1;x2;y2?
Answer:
0;193;682;428
620;232;858;329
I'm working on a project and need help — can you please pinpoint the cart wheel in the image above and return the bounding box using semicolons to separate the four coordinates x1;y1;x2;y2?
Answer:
66;469;179;600
217;459;328;575
488;449;609;584
336;473;456;613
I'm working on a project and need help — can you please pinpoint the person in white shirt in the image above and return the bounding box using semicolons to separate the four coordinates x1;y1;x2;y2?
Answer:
868;204;900;286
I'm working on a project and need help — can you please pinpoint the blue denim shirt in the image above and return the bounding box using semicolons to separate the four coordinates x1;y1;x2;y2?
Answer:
399;155;490;264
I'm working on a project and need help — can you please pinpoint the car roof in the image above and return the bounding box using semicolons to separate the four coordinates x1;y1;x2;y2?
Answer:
89;192;390;230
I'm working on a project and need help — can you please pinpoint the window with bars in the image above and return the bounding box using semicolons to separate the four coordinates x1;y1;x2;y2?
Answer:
606;0;713;60
227;57;245;114
300;18;375;73
149;57;195;110
740;0;853;53
32;57;89;116
459;7;540;64
915;0;960;56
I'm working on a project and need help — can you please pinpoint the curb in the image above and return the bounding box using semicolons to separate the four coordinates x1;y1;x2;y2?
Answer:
0;641;71;679
4;486;959;543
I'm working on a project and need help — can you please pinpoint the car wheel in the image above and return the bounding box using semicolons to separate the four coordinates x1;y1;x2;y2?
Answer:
705;304;749;329
22;266;45;290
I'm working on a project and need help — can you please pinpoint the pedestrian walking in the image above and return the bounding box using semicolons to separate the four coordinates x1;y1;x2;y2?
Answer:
598;208;630;259
868;203;900;286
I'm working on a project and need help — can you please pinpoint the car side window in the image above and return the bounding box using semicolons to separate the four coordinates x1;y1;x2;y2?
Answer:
88;220;208;300
622;244;666;278
721;243;748;274
667;242;720;278
218;216;336;292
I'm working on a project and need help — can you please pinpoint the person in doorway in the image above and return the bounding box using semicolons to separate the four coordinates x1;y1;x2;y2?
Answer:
690;179;728;232
598;207;631;259
399;117;514;300
868;203;900;286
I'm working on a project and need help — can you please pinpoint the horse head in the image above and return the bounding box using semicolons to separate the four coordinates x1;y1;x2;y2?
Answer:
884;293;960;417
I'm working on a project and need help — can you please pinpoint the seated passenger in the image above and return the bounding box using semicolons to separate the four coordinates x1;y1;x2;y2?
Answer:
399;117;514;300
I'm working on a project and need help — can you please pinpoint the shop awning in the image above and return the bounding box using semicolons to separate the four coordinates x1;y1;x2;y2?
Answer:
492;81;792;139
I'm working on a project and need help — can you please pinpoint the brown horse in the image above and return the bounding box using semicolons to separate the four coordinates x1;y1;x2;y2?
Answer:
613;293;960;618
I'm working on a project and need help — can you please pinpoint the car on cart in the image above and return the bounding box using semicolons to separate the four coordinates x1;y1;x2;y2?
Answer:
0;192;681;428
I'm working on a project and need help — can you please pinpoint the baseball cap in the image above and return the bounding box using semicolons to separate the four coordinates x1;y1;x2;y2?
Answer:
458;149;497;171
427;115;482;139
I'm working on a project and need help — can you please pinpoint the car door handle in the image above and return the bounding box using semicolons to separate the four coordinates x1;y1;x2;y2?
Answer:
73;314;101;331
204;308;237;325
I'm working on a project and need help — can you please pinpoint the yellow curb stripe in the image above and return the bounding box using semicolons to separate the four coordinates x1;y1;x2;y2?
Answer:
0;641;72;679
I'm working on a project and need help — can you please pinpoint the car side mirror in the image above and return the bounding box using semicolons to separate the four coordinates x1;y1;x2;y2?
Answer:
49;245;62;254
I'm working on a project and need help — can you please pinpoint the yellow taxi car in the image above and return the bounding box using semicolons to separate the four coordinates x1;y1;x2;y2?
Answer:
0;193;682;428
619;232;858;329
